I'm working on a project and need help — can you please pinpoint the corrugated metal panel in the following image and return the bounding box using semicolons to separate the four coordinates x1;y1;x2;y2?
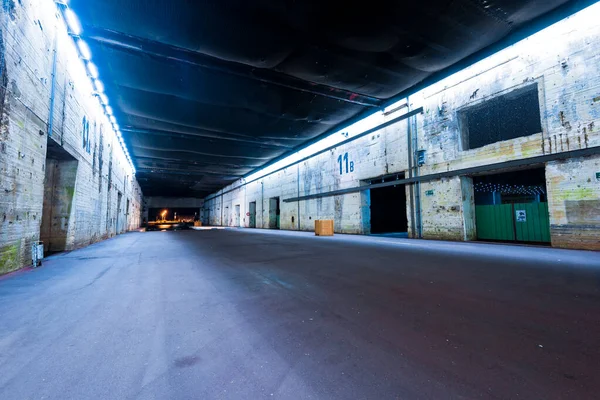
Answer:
476;203;551;242
476;204;515;241
514;203;551;242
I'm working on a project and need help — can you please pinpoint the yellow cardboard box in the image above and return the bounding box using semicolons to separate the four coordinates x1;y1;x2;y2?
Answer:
315;220;334;236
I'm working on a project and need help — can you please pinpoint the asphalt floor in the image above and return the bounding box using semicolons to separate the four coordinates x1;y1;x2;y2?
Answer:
0;229;599;399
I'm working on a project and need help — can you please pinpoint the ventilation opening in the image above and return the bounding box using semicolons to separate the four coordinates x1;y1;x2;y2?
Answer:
460;84;542;150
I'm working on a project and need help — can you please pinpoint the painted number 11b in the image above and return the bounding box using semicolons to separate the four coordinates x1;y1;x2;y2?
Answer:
337;152;354;175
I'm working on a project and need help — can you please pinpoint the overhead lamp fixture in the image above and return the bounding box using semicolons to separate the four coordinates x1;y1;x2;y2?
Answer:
110;115;117;124
64;9;82;36
77;39;92;60
94;79;104;93
105;105;113;115
87;62;99;79
99;93;108;105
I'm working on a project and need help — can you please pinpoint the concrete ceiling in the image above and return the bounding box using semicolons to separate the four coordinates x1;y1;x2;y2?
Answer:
69;0;592;197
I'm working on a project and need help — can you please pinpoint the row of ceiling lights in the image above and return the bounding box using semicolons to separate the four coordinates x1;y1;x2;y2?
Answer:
55;1;135;174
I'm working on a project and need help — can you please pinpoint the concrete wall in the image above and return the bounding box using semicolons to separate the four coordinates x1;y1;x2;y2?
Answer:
203;5;600;250
0;0;143;274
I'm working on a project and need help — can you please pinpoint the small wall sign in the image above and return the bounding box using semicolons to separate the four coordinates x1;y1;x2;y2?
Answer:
516;210;527;222
425;190;434;196
596;172;600;181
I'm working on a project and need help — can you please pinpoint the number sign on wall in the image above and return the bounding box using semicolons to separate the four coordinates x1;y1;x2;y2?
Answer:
337;152;354;175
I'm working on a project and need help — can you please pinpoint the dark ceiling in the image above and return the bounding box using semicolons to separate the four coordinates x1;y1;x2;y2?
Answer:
69;0;590;198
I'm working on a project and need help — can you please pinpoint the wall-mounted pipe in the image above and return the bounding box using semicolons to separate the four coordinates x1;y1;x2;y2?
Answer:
297;164;300;230
283;146;600;203
411;105;422;238
47;30;58;137
407;101;415;238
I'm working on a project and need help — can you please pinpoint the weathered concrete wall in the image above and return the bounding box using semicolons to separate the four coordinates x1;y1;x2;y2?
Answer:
0;0;143;274
546;156;600;249
204;5;600;250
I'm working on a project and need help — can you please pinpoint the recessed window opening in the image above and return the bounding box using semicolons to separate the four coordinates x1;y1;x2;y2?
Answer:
460;84;542;150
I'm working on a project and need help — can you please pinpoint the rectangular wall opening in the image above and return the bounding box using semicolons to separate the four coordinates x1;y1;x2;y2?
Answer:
248;201;256;228
269;197;280;229
459;83;542;150
125;199;130;230
235;204;241;227
473;167;550;243
148;208;199;222
116;191;123;234
366;174;408;236
40;139;78;255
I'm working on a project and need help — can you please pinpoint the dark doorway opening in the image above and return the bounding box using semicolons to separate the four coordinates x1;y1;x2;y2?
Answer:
116;191;123;234
40;139;78;255
125;199;130;230
269;197;280;229
235;204;241;227
368;175;408;235
473;167;550;243
249;201;256;228
148;207;199;222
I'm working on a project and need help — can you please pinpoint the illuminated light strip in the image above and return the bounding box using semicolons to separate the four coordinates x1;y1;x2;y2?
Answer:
94;79;104;93
54;0;136;175
76;39;91;60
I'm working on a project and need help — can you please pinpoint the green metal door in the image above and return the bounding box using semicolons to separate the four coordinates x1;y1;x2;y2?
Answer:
514;203;551;242
475;203;550;243
475;204;515;241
